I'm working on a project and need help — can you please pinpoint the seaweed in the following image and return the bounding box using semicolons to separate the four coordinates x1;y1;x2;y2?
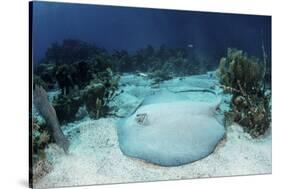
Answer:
218;48;271;137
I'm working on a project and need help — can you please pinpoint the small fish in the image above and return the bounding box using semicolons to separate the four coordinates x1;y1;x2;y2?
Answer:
138;72;148;77
187;44;194;48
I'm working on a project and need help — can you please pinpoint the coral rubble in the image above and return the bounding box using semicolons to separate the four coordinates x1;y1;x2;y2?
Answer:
218;48;271;137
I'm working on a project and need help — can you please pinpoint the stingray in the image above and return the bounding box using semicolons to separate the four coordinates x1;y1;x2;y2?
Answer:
117;90;225;166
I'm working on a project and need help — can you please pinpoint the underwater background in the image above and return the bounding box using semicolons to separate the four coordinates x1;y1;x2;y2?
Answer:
32;1;271;65
31;1;272;188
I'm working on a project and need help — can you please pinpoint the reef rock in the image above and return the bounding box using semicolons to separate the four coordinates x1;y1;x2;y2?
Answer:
117;95;225;166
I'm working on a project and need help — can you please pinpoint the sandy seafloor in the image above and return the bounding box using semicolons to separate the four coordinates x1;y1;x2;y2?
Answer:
34;73;272;188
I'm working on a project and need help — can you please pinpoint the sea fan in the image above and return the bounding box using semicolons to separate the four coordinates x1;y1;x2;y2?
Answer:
33;85;69;152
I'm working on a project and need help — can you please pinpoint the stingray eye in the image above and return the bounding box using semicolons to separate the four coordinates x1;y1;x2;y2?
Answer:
216;106;221;112
135;113;148;126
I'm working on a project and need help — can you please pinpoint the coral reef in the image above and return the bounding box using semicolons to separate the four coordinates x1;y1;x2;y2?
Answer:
32;117;49;162
32;85;72;183
34;39;248;125
81;68;119;119
33;74;48;90
218;48;271;137
55;64;75;95
52;95;82;123
43;39;102;65
148;66;173;85
113;44;212;81
34;39;120;122
31;116;53;184
34;63;57;90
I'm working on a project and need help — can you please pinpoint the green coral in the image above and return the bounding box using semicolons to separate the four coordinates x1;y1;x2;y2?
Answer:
33;74;47;89
218;48;265;94
34;63;57;90
51;63;119;122
112;44;211;79
149;63;173;84
52;95;82;123
218;48;271;137
31;116;54;184
32;117;50;158
82;68;119;119
82;81;106;118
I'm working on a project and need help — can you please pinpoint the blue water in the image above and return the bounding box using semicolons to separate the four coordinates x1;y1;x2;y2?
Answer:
31;1;271;65
31;1;272;173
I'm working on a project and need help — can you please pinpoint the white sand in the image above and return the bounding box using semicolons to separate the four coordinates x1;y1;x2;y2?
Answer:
34;118;271;189
34;74;271;188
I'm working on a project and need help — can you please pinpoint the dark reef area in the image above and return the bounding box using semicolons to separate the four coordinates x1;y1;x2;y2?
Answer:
33;39;217;123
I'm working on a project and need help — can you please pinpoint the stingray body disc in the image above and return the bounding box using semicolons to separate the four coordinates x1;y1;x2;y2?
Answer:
117;101;225;166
